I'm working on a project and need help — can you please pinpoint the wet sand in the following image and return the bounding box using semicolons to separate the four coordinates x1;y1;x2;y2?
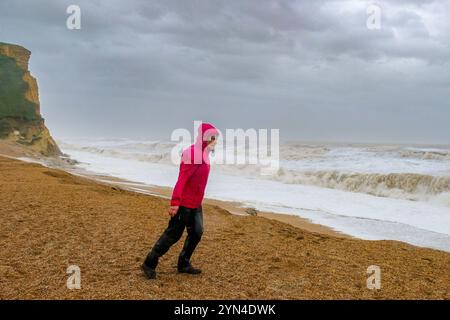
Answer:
1;155;449;299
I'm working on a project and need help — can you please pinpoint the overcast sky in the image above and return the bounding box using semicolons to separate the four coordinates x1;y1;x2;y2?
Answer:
0;0;449;144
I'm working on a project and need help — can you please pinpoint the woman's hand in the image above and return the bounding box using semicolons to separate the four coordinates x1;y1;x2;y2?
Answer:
168;205;179;217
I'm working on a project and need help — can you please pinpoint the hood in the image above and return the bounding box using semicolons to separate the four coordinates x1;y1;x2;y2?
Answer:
195;122;219;151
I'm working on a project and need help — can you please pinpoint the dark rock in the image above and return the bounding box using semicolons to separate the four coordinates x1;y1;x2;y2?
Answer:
245;207;258;216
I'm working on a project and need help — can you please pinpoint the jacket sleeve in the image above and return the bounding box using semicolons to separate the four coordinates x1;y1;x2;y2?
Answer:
170;160;198;206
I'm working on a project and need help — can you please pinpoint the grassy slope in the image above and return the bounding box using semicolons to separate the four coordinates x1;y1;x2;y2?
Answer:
0;55;39;121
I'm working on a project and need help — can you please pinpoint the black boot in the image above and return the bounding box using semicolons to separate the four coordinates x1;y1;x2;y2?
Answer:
178;264;202;274
178;253;202;274
141;263;156;279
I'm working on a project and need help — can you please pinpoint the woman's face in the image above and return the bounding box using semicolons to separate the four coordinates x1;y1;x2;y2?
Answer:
206;136;218;151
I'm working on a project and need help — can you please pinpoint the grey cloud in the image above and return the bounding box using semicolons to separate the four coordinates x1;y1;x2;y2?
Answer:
0;0;449;144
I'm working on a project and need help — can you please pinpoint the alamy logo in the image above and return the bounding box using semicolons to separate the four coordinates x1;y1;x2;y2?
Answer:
366;4;382;30
67;265;81;289
171;121;280;176
366;265;381;290
66;5;81;30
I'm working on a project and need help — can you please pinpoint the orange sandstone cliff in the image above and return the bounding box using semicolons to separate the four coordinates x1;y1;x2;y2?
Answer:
0;42;61;156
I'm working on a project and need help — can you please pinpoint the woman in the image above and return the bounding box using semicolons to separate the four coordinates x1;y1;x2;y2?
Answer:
142;123;219;279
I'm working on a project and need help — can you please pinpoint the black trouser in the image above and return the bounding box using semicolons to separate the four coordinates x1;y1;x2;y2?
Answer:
144;206;203;269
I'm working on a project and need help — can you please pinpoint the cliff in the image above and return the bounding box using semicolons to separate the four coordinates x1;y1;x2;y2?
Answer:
0;42;61;156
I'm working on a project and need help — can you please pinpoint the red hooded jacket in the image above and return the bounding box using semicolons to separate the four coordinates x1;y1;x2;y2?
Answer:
170;123;219;208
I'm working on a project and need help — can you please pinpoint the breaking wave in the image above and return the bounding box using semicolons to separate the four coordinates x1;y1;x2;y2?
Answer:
272;169;450;202
399;149;450;161
58;140;176;164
